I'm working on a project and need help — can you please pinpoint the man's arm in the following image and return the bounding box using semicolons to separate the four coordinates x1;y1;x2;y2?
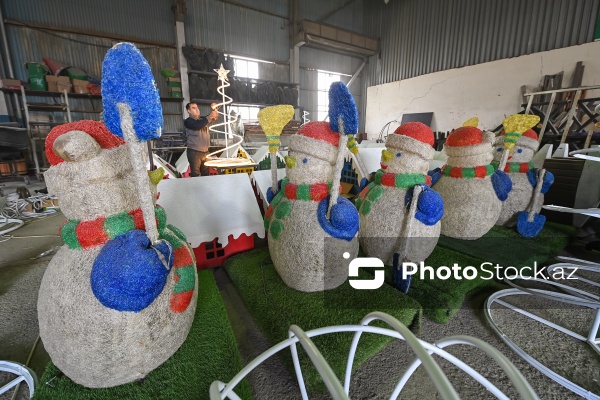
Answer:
184;116;209;130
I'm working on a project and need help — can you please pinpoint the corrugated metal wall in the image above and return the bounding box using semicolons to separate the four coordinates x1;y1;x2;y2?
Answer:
2;0;175;45
363;0;600;86
185;0;290;63
2;0;365;132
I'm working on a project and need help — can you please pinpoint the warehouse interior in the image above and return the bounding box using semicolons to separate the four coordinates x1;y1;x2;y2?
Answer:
0;0;600;399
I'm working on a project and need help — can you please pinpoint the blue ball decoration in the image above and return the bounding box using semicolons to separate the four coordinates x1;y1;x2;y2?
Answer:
91;230;173;312
101;42;163;141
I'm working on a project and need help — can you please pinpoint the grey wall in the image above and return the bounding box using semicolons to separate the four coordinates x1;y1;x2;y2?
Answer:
2;0;365;131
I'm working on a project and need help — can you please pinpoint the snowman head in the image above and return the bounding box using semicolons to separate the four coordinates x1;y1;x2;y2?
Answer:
444;126;495;167
381;122;435;174
286;121;338;184
493;129;538;163
44;120;154;221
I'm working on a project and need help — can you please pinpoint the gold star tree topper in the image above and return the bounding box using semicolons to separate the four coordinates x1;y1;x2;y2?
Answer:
214;64;230;82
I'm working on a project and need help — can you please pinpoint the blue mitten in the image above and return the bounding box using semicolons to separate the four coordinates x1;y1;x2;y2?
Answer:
91;230;173;312
404;185;444;226
266;179;283;203
492;170;512;201
317;196;359;241
428;167;442;186
527;169;554;194
541;170;554;194
358;177;370;191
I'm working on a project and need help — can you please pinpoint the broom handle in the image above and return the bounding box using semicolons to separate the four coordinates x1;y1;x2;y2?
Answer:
270;154;278;195
118;103;159;245
398;185;422;262
498;149;509;171
327;134;348;219
527;169;546;223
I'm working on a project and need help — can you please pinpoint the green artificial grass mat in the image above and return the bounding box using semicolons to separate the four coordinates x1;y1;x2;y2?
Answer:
224;248;422;395
437;222;576;269
33;270;251;400
380;222;576;323
388;246;506;324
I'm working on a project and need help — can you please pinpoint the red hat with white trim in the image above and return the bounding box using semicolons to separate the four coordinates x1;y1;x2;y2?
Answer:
289;121;339;164
386;122;435;160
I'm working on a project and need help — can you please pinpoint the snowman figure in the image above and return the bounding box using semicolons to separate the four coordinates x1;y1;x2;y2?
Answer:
264;121;359;292
493;129;554;227
38;120;198;388
357;122;444;268
432;124;512;240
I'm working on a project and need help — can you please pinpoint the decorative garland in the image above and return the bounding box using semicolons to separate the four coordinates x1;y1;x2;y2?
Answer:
441;164;495;178
356;170;431;216
61;206;195;314
491;161;535;173
281;178;336;202
373;170;432;188
264;178;342;240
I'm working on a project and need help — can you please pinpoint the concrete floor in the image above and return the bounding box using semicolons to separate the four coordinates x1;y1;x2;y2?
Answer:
1;177;599;399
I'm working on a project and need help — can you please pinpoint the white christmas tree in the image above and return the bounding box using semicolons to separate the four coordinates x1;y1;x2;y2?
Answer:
302;110;310;125
205;64;253;167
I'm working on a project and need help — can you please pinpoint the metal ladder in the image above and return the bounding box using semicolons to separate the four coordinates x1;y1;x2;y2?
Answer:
20;86;72;177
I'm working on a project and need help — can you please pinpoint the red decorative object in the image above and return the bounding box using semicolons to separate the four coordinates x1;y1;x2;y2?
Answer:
445;126;483;147
193;234;255;270
393;122;435;146
46;120;125;165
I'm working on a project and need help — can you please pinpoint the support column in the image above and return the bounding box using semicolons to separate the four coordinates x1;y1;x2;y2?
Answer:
175;20;189;117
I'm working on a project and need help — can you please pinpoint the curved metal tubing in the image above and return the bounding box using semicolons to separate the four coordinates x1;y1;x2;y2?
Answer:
0;361;37;398
288;325;348;400
486;289;600;399
503;278;599;308
344;311;459;400
212;314;537;400
390;336;538;400
288;330;309;400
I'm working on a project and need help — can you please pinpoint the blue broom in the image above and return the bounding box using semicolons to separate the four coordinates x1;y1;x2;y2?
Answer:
517;169;546;237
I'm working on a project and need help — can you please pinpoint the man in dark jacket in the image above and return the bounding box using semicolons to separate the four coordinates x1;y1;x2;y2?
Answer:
184;102;219;177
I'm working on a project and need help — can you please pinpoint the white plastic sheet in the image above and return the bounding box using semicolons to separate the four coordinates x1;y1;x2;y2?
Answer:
156;174;265;247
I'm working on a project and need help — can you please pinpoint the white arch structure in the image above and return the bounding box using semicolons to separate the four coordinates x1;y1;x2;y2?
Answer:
209;311;538;400
485;257;600;399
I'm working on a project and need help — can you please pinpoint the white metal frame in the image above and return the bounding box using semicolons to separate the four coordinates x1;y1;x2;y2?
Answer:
210;311;538;400
0;361;37;398
485;257;600;399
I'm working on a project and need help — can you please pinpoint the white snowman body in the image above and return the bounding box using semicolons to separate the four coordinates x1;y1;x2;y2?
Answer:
38;123;198;388
493;131;541;227
266;122;359;292
435;127;502;240
359;125;440;265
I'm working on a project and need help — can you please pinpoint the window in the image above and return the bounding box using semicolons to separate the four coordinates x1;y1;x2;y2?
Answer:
229;105;260;121
317;71;341;121
234;58;259;79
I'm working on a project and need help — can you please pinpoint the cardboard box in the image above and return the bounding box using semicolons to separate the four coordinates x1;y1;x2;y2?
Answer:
0;78;22;89
24;197;60;213
167;77;181;88
169;86;182;98
46;75;71;93
72;79;89;94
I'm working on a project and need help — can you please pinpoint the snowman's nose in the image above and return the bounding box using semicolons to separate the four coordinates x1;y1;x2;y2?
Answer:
381;150;394;162
285;156;296;169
